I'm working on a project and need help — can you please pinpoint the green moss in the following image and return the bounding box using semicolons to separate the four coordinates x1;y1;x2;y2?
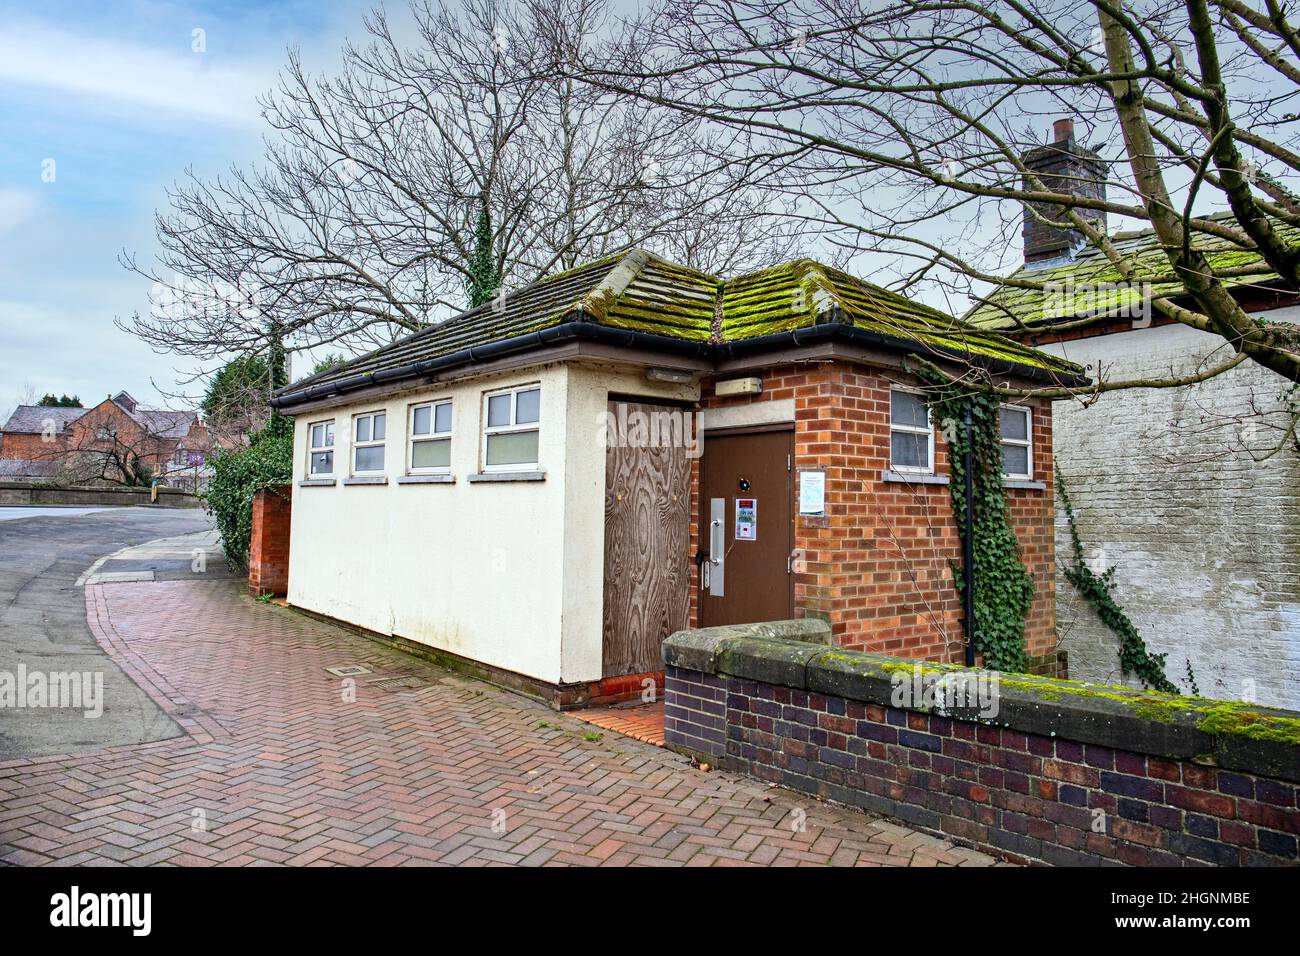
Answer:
1196;703;1300;746
967;215;1300;330
824;648;1299;749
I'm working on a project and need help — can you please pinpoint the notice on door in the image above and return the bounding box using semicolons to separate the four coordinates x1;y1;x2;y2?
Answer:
735;498;757;540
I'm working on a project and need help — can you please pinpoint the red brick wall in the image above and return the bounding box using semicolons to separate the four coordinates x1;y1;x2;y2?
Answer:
665;663;1300;866
689;361;1057;668
249;485;292;596
0;431;67;460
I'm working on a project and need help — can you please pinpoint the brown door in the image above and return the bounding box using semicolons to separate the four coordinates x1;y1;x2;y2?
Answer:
602;401;693;677
699;428;794;627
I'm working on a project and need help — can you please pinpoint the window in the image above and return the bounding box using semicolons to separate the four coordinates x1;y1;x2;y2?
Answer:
174;447;188;465
482;385;540;470
308;420;335;476
889;388;933;473
352;411;386;474
999;406;1033;479
409;400;452;472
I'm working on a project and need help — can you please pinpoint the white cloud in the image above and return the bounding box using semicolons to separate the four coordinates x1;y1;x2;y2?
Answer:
0;189;41;236
0;22;269;126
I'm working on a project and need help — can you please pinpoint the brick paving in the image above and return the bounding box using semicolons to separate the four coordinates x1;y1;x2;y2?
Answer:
0;579;1007;866
576;702;666;748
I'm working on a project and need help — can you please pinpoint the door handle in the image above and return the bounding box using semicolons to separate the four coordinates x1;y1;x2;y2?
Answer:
708;498;725;596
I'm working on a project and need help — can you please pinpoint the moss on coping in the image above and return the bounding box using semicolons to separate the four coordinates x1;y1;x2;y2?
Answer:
861;657;1300;746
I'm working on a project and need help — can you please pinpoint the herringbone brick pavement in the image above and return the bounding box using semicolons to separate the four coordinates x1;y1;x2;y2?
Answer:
0;580;1007;867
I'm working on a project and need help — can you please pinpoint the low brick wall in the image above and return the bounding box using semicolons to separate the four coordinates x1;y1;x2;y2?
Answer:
248;485;292;596
663;627;1300;866
0;481;201;508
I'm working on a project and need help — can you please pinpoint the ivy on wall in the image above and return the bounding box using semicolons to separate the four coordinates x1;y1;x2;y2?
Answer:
1056;465;1179;694
206;423;293;569
916;367;1033;674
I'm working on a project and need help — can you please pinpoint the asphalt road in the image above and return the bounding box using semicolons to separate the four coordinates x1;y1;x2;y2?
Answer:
0;506;223;760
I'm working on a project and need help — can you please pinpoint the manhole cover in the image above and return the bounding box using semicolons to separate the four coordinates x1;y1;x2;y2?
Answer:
324;664;372;677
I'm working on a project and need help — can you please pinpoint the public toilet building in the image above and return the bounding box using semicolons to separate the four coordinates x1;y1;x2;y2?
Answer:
271;250;1084;707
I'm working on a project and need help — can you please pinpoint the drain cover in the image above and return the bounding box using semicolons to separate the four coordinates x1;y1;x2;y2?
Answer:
325;664;372;677
368;675;427;691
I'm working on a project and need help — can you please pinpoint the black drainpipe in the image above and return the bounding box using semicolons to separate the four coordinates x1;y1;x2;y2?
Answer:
962;400;977;667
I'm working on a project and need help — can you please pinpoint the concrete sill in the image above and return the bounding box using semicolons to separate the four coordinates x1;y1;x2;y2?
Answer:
881;469;949;486
396;474;455;485
297;478;336;487
466;470;546;483
1004;479;1046;491
342;476;388;486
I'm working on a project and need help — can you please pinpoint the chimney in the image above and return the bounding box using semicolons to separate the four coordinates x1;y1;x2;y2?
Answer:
1021;119;1107;263
111;390;138;414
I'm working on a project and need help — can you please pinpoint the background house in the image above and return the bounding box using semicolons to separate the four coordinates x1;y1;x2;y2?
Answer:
969;123;1300;711
272;250;1081;708
0;390;216;489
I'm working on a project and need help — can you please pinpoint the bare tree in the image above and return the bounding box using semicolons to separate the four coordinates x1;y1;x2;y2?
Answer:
570;0;1300;394
48;424;160;488
120;0;796;368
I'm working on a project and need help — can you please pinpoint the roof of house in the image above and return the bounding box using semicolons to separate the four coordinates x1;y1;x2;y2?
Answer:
274;249;1085;408
0;406;85;435
1;402;196;438
134;409;198;439
966;212;1299;331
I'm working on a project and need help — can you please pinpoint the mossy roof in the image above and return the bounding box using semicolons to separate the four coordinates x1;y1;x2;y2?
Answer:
279;248;1081;403
966;212;1299;330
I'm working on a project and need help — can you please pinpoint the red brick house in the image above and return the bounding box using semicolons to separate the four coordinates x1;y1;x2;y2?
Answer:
270;252;1084;707
0;391;213;487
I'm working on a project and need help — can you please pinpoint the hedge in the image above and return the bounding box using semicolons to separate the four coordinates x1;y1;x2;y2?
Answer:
205;424;292;568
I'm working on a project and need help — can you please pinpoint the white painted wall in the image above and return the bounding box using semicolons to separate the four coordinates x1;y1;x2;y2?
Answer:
1038;317;1300;708
287;360;697;687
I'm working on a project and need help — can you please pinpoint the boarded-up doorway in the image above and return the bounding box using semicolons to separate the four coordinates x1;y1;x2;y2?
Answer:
602;400;692;677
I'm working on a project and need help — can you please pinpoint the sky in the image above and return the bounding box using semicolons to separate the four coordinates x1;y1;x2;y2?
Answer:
0;0;373;418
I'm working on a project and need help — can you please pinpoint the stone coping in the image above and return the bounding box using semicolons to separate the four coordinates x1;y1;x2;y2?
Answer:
662;626;1300;784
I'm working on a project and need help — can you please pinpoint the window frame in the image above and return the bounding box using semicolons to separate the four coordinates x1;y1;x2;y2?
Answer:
481;384;541;472
999;404;1034;480
408;399;453;475
307;419;336;477
888;386;935;475
350;410;388;476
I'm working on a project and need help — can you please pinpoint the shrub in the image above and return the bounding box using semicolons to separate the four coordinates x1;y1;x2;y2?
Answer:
205;423;293;568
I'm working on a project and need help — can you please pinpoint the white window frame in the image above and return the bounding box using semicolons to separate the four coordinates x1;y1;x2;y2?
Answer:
408;399;453;474
351;410;387;476
481;384;540;472
999;404;1034;480
307;419;335;477
889;386;935;475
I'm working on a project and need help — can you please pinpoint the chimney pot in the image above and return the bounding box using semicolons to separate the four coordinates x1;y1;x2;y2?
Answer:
1052;118;1074;143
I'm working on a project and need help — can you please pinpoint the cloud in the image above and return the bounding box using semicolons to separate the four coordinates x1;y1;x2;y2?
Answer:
0;189;41;236
0;22;269;126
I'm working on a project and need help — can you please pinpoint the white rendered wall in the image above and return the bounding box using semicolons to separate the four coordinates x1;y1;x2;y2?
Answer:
1039;315;1300;708
287;360;697;686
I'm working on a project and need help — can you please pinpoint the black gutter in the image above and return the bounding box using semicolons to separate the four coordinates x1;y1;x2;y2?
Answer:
271;320;1088;410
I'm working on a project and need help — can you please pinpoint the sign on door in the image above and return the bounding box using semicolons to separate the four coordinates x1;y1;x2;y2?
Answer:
735;498;757;540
